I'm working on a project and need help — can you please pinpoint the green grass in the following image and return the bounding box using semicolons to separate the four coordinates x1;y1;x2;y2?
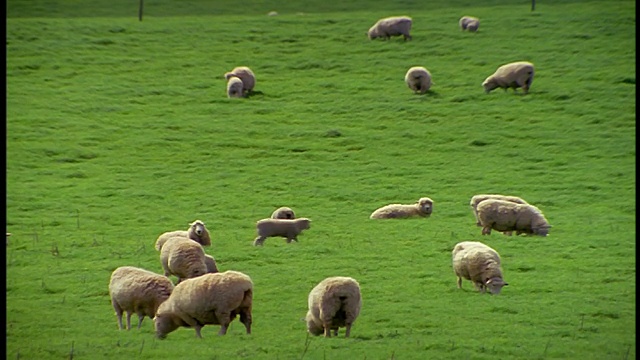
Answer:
6;0;635;359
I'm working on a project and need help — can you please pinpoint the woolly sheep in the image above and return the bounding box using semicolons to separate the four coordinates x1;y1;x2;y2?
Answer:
154;220;212;251
154;270;253;338
452;241;508;295
405;66;432;94
370;197;433;219
205;254;219;273
160;236;208;283
109;266;174;330
306;276;362;338
226;76;244;98
469;194;529;235
253;218;311;246
477;199;551;236
482;61;535;94
459;16;479;32
368;16;412;41
271;206;296;220
224;66;256;95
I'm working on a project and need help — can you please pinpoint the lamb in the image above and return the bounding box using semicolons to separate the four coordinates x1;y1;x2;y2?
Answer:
482;61;535;94
224;66;256;95
226;76;244;98
253;218;311;246
452;241;508;294
160;236;208;284
369;197;433;219
469;194;529;233
305;276;362;338
459;16;479;32
476;199;551;236
404;66;432;94
205;254;219;273
154;270;253;338
367;16;413;41
154;220;212;251
108;266;174;330
271;206;296;220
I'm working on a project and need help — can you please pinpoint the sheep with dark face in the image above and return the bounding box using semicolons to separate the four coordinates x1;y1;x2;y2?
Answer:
155;220;211;251
370;197;434;219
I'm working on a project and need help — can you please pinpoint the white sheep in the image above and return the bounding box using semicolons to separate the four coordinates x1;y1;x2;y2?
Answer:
205;254;219;273
267;11;278;16
154;220;212;251
459;16;479;32
154;270;253;338
370;197;433;219
271;206;296;220
404;66;432;94
160;236;208;283
224;66;256;95
253;218;311;246
482;61;535;94
452;241;508;294
368;16;412;41
469;194;529;235
109;266;174;330
305;276;362;338
226;76;244;98
477;199;551;236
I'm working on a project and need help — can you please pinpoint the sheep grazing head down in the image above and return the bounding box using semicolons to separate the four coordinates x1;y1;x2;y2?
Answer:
485;277;508;295
417;197;433;215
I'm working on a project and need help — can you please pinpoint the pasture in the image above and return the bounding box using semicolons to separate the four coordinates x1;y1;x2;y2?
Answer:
6;0;635;359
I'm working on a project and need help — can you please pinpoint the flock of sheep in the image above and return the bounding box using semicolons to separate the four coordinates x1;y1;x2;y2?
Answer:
223;14;535;98
107;192;550;338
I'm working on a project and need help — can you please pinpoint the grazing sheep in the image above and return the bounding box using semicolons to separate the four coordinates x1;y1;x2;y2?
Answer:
452;241;508;294
370;197;433;219
477;199;551;236
226;76;244;98
253;218;311;246
459;16;479;32
267;11;278;16
470;194;529;235
271;206;296;220
154;220;212;251
482;61;535;94
368;16;413;41
404;66;432;94
306;276;362;338
205;254;219;273
160;237;208;284
224;66;256;95
109;266;174;330
154;270;253;338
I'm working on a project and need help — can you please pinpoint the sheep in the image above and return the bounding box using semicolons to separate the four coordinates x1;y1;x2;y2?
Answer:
306;276;362;338
154;270;253;338
369;197;433;219
367;16;412;41
226;76;244;98
108;266;174;330
404;66;432;94
470;194;529;235
253;218;311;246
459;16;479;32
205;254;219;273
482;61;535;94
267;11;278;16
476;199;551;236
160;236;208;284
154;220;211;252
452;241;508;295
224;66;256;95
271;206;296;220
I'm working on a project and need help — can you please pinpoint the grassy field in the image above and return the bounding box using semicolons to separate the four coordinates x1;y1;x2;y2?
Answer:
6;0;635;359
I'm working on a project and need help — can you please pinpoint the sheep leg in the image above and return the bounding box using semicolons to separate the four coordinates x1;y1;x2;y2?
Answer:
216;311;232;335
481;226;492;235
239;310;252;334
323;323;332;338
113;301;124;330
194;325;203;338
286;236;298;244
126;312;132;330
253;236;266;246
136;313;145;329
457;276;463;289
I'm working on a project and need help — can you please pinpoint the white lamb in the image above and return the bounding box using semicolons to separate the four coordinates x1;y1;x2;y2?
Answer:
154;270;253;338
459;16;479;32
154;220;212;251
226;76;244;98
477;199;551;236
224;66;256;95
405;66;432;94
306;276;362;338
271;206;296;220
368;16;412;41
482;61;535;94
469;194;529;235
159;236;208;283
109;266;174;330
370;197;433;219
452;241;508;295
253;218;311;246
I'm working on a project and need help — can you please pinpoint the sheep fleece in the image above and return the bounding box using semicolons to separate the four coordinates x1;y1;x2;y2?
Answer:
405;66;432;94
225;66;256;93
306;276;362;337
368;16;412;40
227;76;244;98
370;197;433;219
469;194;529;226
452;241;506;294
271;206;296;219
160;237;208;282
254;218;311;245
482;61;535;94
477;199;551;236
